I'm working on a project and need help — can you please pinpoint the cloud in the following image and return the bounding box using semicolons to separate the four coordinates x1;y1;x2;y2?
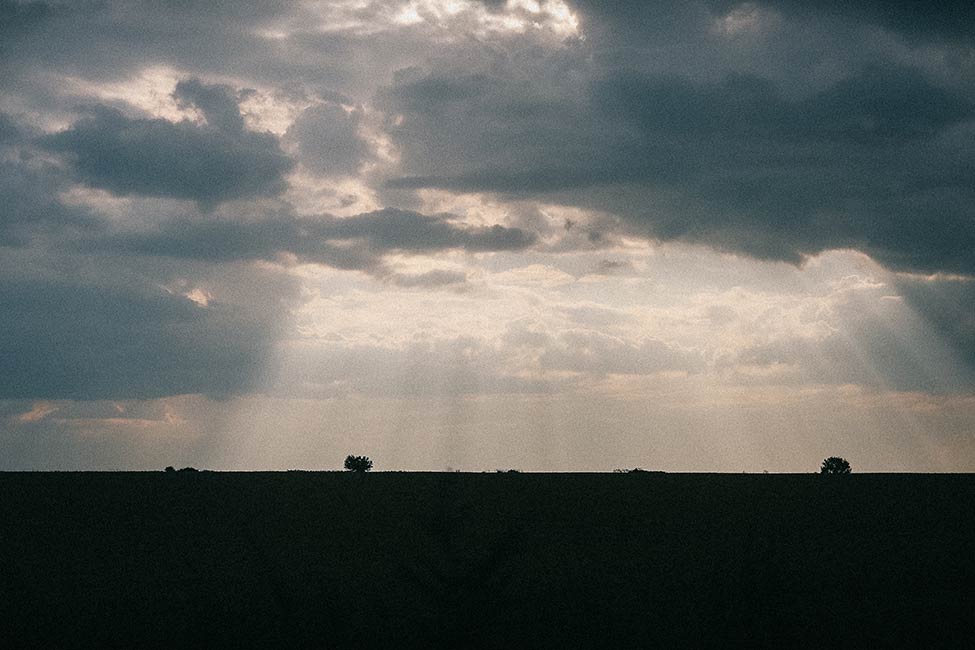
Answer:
0;265;299;400
590;259;634;275
0;395;211;471
272;336;560;398
729;276;975;393
738;0;975;43
389;269;468;288
91;207;537;272
0;112;26;143
595;66;971;146
0;1;293;78
16;401;59;423
42;80;293;206
286;102;372;176
0;1;53;39
378;5;975;274
0;116;100;245
323;208;537;252
539;330;704;376
0;159;97;246
572;1;975;49
4;2;975;399
172;78;247;132
272;319;702;401
503;321;704;377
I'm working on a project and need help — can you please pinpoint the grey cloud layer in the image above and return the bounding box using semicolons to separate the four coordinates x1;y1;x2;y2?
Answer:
0;112;100;246
9;0;972;276
93;208;537;272
0;157;98;246
286;103;371;176
383;59;975;274
713;0;975;42
0;264;299;400
43;81;293;206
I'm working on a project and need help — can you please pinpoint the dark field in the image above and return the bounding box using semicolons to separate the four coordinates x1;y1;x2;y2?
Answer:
1;472;972;648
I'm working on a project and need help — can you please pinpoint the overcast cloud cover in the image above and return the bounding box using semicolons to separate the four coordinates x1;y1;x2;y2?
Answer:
1;0;974;471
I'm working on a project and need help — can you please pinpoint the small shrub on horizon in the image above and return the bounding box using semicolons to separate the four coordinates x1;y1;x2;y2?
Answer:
344;455;373;472
820;457;852;474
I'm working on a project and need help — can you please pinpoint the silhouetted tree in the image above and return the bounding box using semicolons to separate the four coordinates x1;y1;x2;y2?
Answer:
344;455;373;472
164;466;175;473
821;457;852;474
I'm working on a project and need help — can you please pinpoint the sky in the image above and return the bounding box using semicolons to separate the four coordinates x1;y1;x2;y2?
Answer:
1;0;974;472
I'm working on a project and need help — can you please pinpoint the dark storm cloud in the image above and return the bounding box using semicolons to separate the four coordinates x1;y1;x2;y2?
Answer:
0;112;25;143
0;0;464;111
0;277;284;400
42;80;293;206
731;0;975;43
589;66;975;270
382;54;975;273
0;0;52;38
0;1;292;77
0;115;100;246
172;78;247;133
596;67;971;145
387;65;972;187
574;0;975;44
381;70;597;193
325;209;537;252
0;159;98;246
91;208;537;271
286;103;372;177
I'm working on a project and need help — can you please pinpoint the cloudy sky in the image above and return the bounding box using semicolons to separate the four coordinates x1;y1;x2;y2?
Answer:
2;0;974;471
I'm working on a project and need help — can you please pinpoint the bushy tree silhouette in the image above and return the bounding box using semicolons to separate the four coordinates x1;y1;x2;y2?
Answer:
344;455;373;472
821;457;852;474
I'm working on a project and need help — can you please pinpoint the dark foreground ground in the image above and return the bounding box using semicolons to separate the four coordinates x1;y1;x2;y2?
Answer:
0;472;972;648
